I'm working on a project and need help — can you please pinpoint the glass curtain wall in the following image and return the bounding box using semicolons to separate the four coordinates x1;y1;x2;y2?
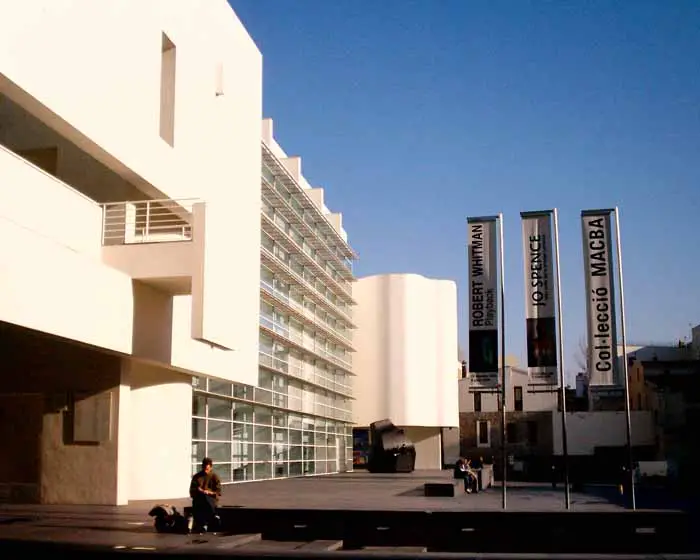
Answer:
192;376;353;482
191;145;355;485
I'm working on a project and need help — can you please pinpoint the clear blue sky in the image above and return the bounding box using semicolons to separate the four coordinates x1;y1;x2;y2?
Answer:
230;0;700;383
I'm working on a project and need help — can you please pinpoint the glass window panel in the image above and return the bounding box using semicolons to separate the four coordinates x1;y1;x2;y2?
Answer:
254;444;272;462
273;443;288;462
232;422;253;442
208;379;232;396
289;462;302;477
261;267;274;284
232;442;251;463
207;441;231;463
303;461;315;475
302;431;315;445
258;370;274;389
233;463;253;482
254;387;273;405
316;446;327;460
316;461;328;475
274;462;288;478
233;384;253;400
272;393;288;408
272;410;287;427
302;446;315;461
208;397;232;420
254;462;272;481
233;403;254;423
192;418;206;440
215;463;233;483
290;430;302;445
254;425;272;443
289;444;302;461
258;336;273;355
193;395;206;417
192;442;206;462
207;419;231;441
255;407;272;425
288;414;303;431
273;428;289;444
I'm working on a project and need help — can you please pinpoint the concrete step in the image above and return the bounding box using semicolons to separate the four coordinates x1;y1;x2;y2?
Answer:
213;533;261;549
297;540;344;551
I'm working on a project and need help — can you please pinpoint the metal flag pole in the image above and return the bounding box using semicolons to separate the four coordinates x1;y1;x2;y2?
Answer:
552;208;571;509
614;207;636;510
498;212;507;510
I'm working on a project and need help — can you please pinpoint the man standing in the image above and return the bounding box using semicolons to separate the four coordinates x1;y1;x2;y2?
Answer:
189;457;222;533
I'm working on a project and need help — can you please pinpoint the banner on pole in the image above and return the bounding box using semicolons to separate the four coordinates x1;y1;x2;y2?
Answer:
521;211;558;385
581;209;618;386
467;216;500;389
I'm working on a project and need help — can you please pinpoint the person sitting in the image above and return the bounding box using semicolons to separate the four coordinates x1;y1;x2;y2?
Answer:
463;459;479;494
189;457;222;533
454;458;467;479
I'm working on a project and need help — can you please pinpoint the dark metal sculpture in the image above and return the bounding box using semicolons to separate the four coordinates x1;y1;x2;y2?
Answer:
367;419;416;473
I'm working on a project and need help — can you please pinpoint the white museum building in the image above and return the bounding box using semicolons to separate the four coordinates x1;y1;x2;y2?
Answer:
0;0;460;505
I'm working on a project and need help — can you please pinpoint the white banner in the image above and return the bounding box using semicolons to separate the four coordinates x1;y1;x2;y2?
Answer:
521;211;558;385
581;210;617;386
467;217;499;389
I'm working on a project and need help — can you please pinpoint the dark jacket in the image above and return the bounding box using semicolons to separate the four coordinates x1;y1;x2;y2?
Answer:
189;470;222;501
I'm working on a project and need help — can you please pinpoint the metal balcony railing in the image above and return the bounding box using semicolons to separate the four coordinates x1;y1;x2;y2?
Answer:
101;198;199;246
260;279;353;347
258;350;353;398
259;314;353;372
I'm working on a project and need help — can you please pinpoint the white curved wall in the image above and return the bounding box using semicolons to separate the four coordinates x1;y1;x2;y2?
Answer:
353;274;459;429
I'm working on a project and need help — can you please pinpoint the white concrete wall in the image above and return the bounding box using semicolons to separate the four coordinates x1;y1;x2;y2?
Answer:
0;0;262;386
552;411;655;455
0;144;135;354
458;368;558;413
123;361;192;502
402;426;442;470
353;274;459;428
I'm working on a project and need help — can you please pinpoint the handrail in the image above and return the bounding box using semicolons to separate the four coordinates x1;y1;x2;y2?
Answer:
258;350;353;398
260;279;353;346
260;313;353;371
100;198;200;246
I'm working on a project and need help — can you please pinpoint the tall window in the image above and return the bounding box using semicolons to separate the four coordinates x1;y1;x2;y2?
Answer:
160;33;177;146
477;420;490;447
473;392;482;412
514;386;523;411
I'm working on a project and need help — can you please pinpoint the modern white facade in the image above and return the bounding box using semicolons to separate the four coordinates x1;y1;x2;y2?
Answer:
0;0;356;505
352;274;459;469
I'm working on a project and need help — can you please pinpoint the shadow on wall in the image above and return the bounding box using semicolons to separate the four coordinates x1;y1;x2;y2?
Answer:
131;280;174;368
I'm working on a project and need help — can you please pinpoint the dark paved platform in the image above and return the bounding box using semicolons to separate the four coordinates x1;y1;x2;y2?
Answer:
168;470;629;512
0;470;697;557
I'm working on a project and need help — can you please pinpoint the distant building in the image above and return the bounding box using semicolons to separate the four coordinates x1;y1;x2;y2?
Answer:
458;366;558;479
